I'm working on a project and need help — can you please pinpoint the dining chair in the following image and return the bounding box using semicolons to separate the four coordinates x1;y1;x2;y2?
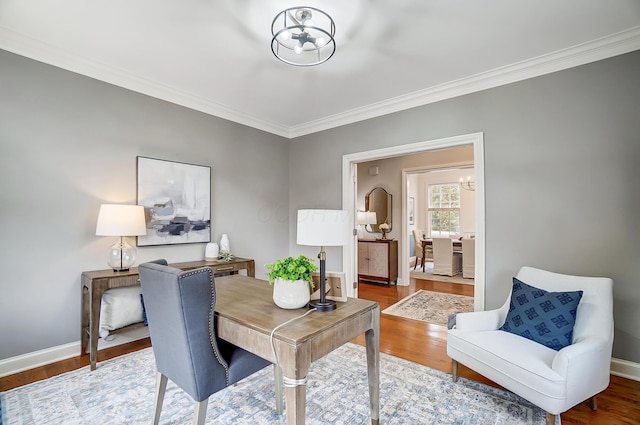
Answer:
138;260;273;425
412;229;428;271
432;237;462;276
461;238;475;279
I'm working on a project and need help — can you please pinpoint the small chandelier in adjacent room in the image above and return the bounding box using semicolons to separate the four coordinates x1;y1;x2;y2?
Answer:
271;6;336;66
460;176;475;191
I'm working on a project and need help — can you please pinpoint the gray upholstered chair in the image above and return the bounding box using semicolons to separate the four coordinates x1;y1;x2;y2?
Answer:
138;260;272;425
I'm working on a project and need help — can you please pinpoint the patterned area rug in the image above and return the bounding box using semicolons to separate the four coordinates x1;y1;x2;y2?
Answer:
410;262;473;285
383;290;474;326
0;343;552;425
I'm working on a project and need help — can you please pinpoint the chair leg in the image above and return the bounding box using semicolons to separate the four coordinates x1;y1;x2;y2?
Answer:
193;399;209;425
153;372;168;425
589;395;598;410
451;359;458;382
274;364;284;414
545;412;556;425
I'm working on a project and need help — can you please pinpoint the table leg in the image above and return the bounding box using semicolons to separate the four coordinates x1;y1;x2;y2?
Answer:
283;374;308;425
274;365;284;414
365;306;380;425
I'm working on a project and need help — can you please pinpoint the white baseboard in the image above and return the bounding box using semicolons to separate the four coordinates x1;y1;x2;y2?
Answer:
0;342;80;378
2;340;640;382
0;328;150;378
611;357;640;381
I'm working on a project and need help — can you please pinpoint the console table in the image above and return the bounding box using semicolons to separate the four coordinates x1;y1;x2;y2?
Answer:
81;257;255;370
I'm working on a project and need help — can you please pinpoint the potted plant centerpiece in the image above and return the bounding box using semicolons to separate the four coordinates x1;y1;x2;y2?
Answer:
266;255;318;309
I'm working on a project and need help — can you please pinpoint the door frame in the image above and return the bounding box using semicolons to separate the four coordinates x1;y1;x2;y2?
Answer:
342;132;485;310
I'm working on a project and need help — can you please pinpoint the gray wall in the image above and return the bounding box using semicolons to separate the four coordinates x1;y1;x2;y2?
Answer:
289;51;640;363
0;50;291;359
2;48;639;365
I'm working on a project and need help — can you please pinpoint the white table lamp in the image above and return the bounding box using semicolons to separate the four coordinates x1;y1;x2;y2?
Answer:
297;209;350;312
96;204;147;272
356;211;377;239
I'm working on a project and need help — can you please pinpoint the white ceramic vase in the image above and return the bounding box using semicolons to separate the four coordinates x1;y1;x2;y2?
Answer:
205;242;219;260
272;278;311;309
220;234;230;253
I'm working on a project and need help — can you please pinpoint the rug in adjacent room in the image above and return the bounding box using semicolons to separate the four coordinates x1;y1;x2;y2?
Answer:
0;343;553;425
382;289;474;326
409;262;473;285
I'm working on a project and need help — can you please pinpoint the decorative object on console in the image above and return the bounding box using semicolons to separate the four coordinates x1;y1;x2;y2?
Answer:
204;242;219;260
219;233;230;253
271;6;336;66
266;255;318;309
378;222;390;240
219;251;235;262
95;204;147;272
297;209;350;312
136;157;211;247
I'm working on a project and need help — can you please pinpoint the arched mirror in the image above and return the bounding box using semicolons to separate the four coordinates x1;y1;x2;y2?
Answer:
365;187;392;233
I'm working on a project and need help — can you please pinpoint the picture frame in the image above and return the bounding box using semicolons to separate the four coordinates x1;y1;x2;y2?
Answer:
409;197;415;225
310;271;348;302
136;156;211;246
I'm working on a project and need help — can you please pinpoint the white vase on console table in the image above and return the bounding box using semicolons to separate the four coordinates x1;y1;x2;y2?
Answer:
220;234;230;254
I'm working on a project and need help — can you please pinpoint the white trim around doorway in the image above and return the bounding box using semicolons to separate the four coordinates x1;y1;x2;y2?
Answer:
342;132;485;311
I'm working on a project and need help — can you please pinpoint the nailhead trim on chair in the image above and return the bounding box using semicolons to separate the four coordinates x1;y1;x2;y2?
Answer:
179;268;230;385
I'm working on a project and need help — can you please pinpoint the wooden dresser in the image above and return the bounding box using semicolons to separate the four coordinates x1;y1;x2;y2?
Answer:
358;239;398;286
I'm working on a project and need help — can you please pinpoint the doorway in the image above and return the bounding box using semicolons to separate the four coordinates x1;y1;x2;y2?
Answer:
342;132;485;311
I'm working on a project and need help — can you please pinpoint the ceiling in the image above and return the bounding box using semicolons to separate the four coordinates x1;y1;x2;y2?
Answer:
1;0;639;138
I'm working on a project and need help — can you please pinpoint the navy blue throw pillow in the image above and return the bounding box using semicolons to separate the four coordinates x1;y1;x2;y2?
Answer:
499;277;583;351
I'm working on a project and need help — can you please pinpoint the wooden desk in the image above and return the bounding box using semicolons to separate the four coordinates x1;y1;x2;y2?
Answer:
80;257;255;370
215;274;380;425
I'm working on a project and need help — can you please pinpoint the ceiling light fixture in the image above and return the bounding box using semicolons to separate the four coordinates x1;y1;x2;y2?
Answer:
271;6;336;66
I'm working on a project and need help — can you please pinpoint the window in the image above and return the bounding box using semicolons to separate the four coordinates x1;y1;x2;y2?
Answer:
428;183;460;236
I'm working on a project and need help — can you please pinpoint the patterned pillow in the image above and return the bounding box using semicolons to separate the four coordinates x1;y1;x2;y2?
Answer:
499;277;583;351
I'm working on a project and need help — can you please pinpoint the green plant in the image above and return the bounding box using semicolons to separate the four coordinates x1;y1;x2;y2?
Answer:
265;255;318;287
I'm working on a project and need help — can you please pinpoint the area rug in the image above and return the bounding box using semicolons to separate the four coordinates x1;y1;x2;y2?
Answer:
382;290;474;326
410;262;473;285
0;343;553;425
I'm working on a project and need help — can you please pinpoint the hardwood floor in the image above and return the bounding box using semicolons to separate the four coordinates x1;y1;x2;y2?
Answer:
2;277;639;425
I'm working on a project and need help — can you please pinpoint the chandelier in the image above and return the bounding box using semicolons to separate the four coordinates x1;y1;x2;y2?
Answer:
460;176;475;191
271;6;336;66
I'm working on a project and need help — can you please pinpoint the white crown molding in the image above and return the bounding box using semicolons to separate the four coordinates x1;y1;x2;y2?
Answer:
1;25;639;139
288;26;640;138
0;26;291;138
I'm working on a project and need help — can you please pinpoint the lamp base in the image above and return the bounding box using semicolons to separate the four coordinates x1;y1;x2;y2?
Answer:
308;299;337;312
112;267;130;273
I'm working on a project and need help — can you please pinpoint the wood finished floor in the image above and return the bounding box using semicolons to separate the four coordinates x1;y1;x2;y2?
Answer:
1;277;639;425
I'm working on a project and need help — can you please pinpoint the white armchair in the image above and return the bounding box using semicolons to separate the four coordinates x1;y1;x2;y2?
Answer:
447;266;613;425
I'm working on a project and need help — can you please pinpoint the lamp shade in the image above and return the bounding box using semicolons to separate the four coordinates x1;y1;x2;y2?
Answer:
96;204;147;236
357;211;377;225
297;209;350;247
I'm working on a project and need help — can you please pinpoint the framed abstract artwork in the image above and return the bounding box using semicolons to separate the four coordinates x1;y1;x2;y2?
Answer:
136;156;211;246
